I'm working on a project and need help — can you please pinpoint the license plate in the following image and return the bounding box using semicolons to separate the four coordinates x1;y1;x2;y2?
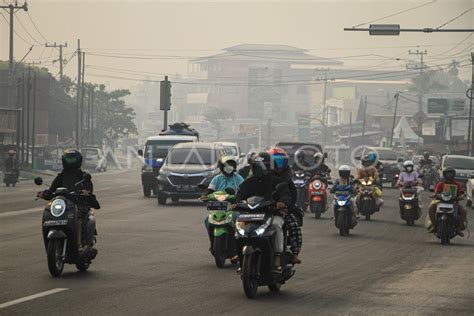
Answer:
438;203;453;209
237;213;265;222
43;219;68;226
177;185;196;191
293;179;305;185
207;201;230;211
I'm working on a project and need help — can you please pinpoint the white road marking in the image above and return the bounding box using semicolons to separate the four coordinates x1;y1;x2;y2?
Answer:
0;288;68;309
0;207;42;218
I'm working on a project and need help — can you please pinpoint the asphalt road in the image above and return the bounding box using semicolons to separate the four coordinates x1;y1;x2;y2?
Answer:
1;170;474;315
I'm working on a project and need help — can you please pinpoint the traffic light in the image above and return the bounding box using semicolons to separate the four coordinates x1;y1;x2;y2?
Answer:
160;76;171;111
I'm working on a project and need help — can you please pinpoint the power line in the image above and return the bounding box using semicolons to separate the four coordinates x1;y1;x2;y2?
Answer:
26;11;49;43
352;0;436;28
0;12;34;46
14;12;42;45
437;7;473;29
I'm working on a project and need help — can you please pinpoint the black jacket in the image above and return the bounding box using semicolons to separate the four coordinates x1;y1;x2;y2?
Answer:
4;157;18;171
275;166;297;207
236;174;292;208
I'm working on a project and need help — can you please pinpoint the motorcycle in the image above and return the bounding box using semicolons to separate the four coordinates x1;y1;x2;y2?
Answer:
235;184;295;299
292;170;310;211
433;191;461;245
399;184;421;226
333;185;355;236
202;188;238;268
356;177;378;221
3;169;19;187
420;165;436;191
308;174;330;219
35;174;99;277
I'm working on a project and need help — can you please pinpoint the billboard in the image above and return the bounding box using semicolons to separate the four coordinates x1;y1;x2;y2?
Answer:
428;98;465;114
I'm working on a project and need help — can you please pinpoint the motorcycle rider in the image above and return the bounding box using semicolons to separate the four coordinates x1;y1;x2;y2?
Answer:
4;149;19;186
268;147;302;265
418;152;434;169
236;151;292;273
238;152;256;179
37;149;99;253
203;155;244;261
356;154;383;208
428;167;467;236
330;165;357;225
312;152;331;178
398;160;422;214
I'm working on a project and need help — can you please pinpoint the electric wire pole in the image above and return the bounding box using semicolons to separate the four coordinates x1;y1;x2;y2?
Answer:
1;2;28;109
408;49;428;113
76;39;81;149
45;42;67;80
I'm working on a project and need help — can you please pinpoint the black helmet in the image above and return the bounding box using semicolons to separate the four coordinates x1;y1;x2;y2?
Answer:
251;151;272;178
442;167;456;181
247;152;256;165
423;151;430;159
295;150;305;162
338;165;351;178
361;154;372;167
218;155;238;175
62;148;83;170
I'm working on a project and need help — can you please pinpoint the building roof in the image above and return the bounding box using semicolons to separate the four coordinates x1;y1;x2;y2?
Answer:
224;44;307;53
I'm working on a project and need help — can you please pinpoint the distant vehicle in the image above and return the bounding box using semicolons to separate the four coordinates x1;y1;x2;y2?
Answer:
440;155;474;189
412;155;440;168
156;142;226;205
138;123;199;197
275;142;323;166
216;142;246;166
361;147;399;186
82;147;107;172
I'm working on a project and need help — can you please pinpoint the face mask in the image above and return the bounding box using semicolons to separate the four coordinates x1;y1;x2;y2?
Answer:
223;165;234;175
406;167;413;172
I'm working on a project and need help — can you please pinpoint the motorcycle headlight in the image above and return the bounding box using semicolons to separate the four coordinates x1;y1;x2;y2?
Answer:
337;200;346;206
312;180;322;190
50;199;66;217
441;194;451;202
255;217;272;236
236;221;246;236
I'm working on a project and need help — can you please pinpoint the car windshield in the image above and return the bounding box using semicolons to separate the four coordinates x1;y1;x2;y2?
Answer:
445;157;474;170
83;149;99;157
167;148;217;165
223;145;238;156
144;140;190;158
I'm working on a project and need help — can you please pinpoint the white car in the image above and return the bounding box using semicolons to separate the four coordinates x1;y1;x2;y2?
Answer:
82;147;107;172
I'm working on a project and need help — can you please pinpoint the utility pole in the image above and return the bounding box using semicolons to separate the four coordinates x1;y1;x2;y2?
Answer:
45;42;67;80
76;39;81;149
1;2;28;109
408;49;428;113
80;52;86;149
91;87;95;145
389;93;400;148
362;95;367;137
317;68;334;145
348;111;352;162
31;71;36;169
160;76;171;131
468;52;474;156
87;85;91;145
25;66;31;166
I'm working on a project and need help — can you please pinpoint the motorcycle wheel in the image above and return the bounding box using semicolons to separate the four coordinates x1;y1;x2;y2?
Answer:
337;214;347;236
406;213;414;226
313;203;323;219
213;235;226;268
47;239;64;277
143;185;152;197
439;218;450;245
242;254;258;299
365;214;371;221
157;194;167;205
268;283;281;292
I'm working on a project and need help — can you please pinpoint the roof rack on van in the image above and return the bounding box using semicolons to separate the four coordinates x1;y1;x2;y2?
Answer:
159;122;200;139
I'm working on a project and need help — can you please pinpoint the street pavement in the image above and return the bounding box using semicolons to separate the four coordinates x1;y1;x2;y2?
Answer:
1;169;473;315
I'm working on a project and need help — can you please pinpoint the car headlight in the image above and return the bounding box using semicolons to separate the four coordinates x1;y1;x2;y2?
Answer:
254;217;272;236
50;199;66;217
312;180;322;190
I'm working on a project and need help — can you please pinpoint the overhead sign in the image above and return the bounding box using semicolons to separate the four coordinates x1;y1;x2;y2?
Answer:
428;98;466;114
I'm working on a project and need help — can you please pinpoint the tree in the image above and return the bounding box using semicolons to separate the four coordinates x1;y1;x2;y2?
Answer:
204;107;234;140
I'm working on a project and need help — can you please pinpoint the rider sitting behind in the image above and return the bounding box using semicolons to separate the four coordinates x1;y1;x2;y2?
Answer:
236;151;292;273
312;152;331;178
428;167;467;236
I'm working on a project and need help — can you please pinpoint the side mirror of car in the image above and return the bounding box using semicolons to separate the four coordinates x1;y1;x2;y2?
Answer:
355;156;361;161
137;149;143;156
34;177;43;186
240;153;246;158
225;187;236;195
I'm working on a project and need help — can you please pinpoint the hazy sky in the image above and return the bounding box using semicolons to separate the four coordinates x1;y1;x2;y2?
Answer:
1;0;472;89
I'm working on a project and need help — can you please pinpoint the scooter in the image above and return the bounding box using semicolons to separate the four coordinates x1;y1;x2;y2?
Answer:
333;185;355;236
433;191;461;245
292;170;310;211
308;174;330;219
202;188;238;268
35;174;99;277
356;177;378;221
399;184;421;226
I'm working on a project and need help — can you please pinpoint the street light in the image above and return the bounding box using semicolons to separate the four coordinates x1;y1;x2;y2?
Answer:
344;24;474;35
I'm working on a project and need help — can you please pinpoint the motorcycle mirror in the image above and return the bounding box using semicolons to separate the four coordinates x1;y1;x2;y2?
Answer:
197;183;208;190
137;149;143;156
225;187;236;195
83;172;92;181
34;177;43;186
398;158;404;163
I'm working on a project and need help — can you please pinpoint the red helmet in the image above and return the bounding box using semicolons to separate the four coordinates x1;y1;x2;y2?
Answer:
267;147;289;172
7;149;16;157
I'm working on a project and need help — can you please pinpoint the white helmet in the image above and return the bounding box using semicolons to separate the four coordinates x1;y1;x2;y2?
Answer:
338;165;351;178
403;160;414;172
